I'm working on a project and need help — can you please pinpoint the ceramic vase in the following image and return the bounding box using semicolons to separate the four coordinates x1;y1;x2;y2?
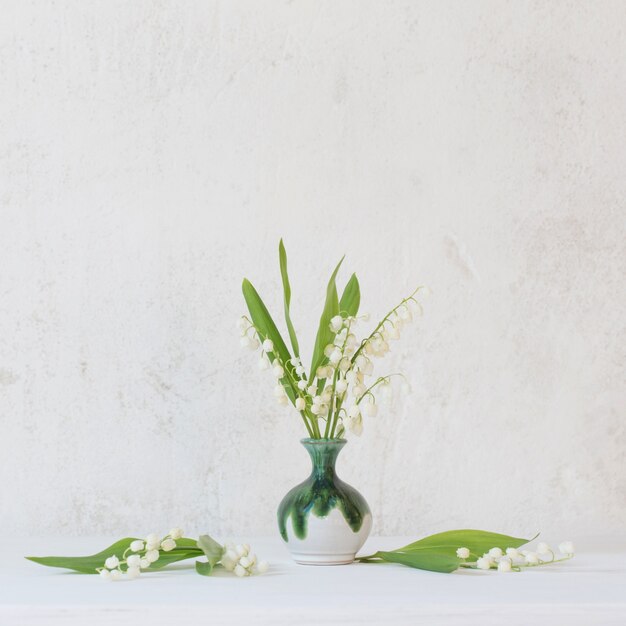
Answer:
277;438;372;565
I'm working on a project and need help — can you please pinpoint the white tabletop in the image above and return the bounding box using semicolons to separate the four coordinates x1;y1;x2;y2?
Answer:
3;536;625;625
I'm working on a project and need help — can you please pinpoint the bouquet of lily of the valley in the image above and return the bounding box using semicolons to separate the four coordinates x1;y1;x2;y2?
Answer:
239;240;426;439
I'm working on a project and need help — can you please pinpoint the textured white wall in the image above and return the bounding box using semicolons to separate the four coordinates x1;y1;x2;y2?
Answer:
1;0;625;540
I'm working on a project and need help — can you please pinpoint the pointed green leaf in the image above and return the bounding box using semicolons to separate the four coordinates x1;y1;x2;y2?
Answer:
242;278;296;403
279;239;300;358
26;538;139;574
375;549;460;573
195;534;224;576
339;273;360;317
399;529;531;557
309;256;344;378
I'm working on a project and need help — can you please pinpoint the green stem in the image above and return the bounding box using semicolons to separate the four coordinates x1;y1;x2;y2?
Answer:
460;554;574;570
300;412;314;437
324;341;346;438
268;348;317;437
356;373;405;405
326;318;354;438
329;398;344;438
305;407;321;438
351;287;422;366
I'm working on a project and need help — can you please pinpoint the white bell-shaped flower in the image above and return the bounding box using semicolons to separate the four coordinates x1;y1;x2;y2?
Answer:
365;400;378;417
126;555;141;568
329;315;343;332
388;326;400;340
104;556;120;570
329;348;342;365
126;566;141;579
498;560;512;572
145;549;160;564
109;569;122;581
346;406;363;436
355;354;367;369
339;357;351;372
161;538;176;552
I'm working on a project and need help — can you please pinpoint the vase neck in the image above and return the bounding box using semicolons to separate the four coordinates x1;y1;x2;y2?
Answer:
301;439;346;479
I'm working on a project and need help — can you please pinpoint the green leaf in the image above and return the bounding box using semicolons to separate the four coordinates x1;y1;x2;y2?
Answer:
339;273;360;318
195;560;214;576
26;538;138;574
26;538;203;574
375;549;460;573
242;278;295;402
197;534;223;565
309;256;344;379
398;529;531;558
195;534;224;577
279;239;300;358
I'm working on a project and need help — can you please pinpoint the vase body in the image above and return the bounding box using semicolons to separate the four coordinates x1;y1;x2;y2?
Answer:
277;438;372;565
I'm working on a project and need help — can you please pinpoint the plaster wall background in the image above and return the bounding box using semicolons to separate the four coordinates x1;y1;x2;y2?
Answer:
1;0;624;539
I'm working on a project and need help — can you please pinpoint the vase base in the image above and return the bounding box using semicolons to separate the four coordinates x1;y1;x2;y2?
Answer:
292;553;356;566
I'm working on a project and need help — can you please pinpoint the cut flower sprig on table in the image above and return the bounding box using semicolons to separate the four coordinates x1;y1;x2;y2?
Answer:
26;529;269;581
240;239;427;438
357;530;575;574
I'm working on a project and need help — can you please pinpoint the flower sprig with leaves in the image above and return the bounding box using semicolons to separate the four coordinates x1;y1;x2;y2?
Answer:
26;530;269;581
240;240;427;438
358;530;575;573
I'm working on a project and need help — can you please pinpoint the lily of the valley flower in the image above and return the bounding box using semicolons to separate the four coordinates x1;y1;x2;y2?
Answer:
457;540;575;573
240;242;428;439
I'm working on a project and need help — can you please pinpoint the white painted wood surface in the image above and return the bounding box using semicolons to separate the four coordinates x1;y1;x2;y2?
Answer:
4;536;625;625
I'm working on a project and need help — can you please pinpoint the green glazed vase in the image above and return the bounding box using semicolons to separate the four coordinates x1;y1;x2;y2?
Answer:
277;438;372;565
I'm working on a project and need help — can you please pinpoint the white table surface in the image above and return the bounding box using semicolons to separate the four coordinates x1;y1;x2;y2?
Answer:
3;536;626;625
